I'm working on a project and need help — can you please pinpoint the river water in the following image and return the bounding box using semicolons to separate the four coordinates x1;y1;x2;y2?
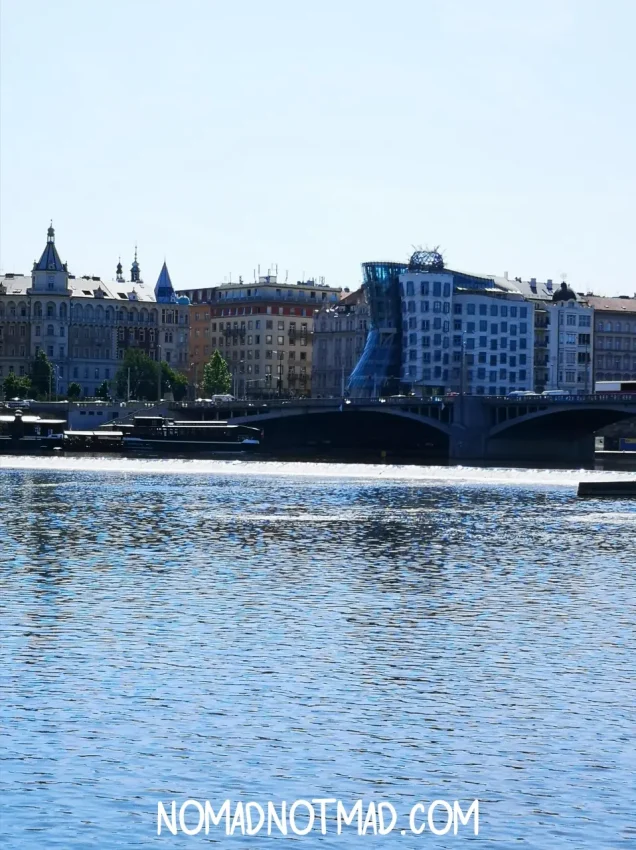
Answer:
1;458;635;848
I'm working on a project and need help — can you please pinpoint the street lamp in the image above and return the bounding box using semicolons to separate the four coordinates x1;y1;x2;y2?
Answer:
231;360;245;398
190;361;198;400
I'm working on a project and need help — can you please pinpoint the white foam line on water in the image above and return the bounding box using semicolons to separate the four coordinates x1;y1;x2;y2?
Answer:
1;455;635;487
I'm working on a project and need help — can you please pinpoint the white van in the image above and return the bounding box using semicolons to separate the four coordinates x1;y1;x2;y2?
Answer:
211;394;235;403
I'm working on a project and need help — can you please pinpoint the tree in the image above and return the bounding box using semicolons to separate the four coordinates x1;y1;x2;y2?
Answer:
115;349;159;400
3;373;32;400
202;350;232;396
67;382;82;400
161;363;188;401
30;349;53;398
96;380;110;400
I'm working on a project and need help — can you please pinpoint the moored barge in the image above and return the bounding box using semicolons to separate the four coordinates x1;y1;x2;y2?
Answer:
115;415;261;452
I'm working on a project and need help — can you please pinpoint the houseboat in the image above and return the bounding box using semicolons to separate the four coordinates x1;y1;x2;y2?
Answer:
115;416;261;452
62;430;125;452
0;410;66;451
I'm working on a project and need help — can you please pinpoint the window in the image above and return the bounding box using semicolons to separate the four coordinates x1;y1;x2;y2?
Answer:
277;336;284;345
433;281;441;297
278;321;285;330
266;335;272;344
467;304;476;315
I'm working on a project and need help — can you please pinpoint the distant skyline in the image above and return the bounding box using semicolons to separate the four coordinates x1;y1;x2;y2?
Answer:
1;0;634;295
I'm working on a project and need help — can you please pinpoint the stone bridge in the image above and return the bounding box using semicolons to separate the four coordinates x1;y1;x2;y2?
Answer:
169;394;636;464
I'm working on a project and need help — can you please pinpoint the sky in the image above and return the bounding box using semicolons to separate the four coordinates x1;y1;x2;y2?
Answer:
1;0;634;295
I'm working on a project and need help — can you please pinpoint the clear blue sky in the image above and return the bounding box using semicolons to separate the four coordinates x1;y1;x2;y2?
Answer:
1;0;634;294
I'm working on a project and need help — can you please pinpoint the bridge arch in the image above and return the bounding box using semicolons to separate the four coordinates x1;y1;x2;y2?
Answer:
489;404;635;439
230;405;452;436
230;406;452;458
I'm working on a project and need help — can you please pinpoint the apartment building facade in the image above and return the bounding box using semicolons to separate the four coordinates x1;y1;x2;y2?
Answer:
311;287;369;397
587;295;636;384
179;275;342;397
0;226;189;398
398;265;535;396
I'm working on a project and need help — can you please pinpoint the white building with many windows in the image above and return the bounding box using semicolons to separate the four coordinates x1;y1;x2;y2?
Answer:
399;264;535;395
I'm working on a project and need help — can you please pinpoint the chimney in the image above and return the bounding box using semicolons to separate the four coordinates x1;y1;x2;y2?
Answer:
504;271;509;280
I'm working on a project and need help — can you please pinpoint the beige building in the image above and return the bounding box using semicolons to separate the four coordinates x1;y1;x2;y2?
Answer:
311;287;369;396
180;275;342;397
587;295;636;384
0;226;189;398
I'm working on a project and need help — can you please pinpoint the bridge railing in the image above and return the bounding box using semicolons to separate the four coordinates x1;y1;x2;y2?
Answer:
173;396;450;411
488;393;636;405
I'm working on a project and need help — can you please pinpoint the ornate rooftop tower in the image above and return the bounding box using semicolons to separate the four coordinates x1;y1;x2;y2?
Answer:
154;261;177;303
131;246;142;283
31;222;69;292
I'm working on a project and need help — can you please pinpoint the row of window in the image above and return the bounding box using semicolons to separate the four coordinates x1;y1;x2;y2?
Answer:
596;337;636;350
559;313;592;327
215;305;312;318
402;280;452;298
596;320;636;332
410;350;528;366
455;303;529;318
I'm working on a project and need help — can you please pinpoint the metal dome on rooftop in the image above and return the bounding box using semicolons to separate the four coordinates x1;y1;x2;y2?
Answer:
408;249;445;272
552;281;577;302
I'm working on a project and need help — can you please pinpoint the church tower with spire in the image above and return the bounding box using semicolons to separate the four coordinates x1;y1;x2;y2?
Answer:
31;222;69;293
130;246;142;283
116;258;125;283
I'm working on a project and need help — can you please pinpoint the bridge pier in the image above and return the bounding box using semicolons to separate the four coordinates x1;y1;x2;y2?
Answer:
484;434;595;466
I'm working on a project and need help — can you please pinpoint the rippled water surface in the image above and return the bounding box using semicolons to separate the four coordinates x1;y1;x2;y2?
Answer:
1;458;635;848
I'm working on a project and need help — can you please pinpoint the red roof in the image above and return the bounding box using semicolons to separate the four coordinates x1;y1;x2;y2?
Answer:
586;296;636;313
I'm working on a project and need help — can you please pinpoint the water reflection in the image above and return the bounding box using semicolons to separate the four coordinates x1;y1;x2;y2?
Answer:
1;464;635;849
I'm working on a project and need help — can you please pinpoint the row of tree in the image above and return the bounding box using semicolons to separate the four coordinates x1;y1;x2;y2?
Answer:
2;349;233;402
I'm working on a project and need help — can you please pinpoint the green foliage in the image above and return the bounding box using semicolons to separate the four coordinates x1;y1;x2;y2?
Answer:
67;382;82;400
115;349;190;401
3;373;32;400
96;380;110;400
30;349;53;398
115;349;159;400
202;350;232;396
161;363;188;401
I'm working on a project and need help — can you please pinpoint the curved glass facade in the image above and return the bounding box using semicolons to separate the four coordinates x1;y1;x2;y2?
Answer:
347;261;407;397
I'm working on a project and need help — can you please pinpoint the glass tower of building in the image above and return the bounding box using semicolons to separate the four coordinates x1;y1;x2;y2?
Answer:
347;261;407;397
